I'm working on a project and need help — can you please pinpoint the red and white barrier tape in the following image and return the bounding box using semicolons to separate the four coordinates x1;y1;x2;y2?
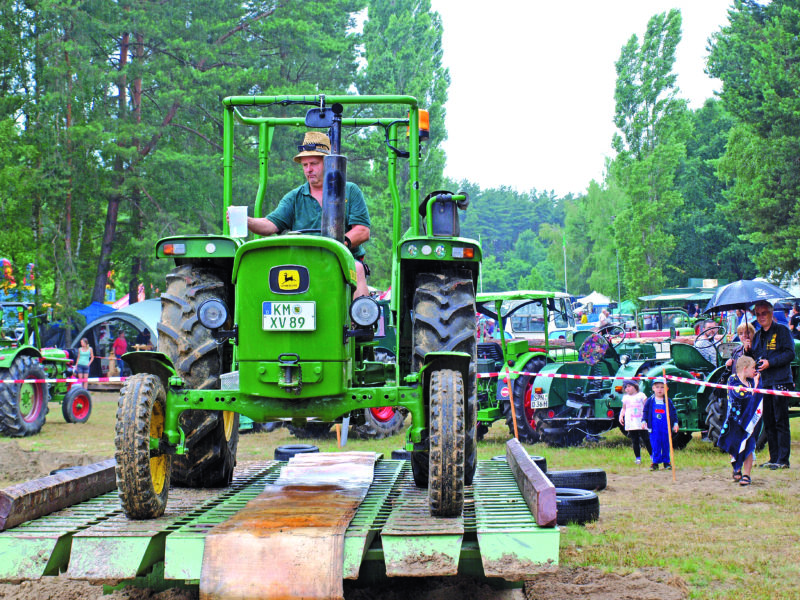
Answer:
477;370;800;398
0;377;127;384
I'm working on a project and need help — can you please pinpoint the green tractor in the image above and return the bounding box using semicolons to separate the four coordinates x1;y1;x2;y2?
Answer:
530;327;667;446
474;290;578;443
114;94;481;519
0;303;93;436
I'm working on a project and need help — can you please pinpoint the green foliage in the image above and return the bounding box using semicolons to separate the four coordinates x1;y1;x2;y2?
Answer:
708;0;800;277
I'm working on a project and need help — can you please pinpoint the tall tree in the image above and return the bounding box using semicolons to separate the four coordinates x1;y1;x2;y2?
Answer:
707;0;800;278
610;9;689;298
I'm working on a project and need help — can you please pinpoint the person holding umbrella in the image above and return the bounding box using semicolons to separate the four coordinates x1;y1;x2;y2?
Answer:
751;300;794;470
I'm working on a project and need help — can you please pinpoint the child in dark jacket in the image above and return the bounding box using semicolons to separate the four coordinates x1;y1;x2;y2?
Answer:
642;377;679;470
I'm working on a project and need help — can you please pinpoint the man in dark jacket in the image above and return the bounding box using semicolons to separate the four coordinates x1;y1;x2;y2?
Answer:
751;300;794;469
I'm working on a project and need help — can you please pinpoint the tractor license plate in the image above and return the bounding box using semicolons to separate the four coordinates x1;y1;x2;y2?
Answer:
262;301;316;331
531;393;548;409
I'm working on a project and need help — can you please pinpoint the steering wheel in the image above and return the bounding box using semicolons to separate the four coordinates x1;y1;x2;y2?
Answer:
597;324;626;348
694;323;727;349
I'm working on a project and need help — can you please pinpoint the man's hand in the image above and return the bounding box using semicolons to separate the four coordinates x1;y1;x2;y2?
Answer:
757;358;770;371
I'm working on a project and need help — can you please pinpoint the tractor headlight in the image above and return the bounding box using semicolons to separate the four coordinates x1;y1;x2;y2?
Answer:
350;296;380;328
198;299;228;330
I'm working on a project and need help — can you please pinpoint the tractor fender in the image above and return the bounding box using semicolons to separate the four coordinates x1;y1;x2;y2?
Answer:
0;346;41;369
525;361;592;410
123;351;178;390
496;350;549;401
421;351;471;402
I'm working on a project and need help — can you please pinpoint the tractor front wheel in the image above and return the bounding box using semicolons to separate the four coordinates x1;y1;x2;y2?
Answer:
62;386;92;423
409;271;477;513
114;373;171;519
0;355;49;437
428;369;466;517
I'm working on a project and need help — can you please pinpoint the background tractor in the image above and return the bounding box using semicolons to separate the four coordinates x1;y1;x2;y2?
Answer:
0;302;92;436
115;94;481;520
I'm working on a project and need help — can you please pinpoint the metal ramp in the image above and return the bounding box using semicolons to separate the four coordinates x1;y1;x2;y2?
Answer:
0;458;559;591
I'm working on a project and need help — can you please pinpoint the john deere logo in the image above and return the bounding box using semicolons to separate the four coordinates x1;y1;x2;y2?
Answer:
269;265;309;294
278;269;300;290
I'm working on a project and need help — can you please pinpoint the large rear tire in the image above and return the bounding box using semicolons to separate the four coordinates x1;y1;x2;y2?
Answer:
159;264;238;487
409;271;477;505
115;373;171;519
350;407;406;439
704;389;727;446
428;369;465;517
503;356;547;444
0;355;49;437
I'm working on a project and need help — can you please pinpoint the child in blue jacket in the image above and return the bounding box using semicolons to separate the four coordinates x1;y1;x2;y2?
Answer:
642;377;679;470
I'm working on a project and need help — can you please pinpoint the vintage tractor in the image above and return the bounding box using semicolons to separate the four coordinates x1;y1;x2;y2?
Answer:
474;290;578;443
0;303;92;436
530;327;666;446
115;94;481;519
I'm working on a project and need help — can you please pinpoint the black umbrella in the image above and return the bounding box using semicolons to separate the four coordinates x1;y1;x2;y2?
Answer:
703;279;793;313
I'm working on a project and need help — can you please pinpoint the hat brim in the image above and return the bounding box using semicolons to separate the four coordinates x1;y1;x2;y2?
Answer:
293;150;329;163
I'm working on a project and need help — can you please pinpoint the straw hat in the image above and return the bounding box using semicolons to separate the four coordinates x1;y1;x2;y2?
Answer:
294;131;331;163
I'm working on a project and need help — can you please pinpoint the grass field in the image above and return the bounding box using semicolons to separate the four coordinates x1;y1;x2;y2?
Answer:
2;393;799;599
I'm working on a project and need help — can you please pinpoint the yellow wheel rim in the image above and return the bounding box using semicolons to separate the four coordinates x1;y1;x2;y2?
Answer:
150;400;167;495
223;411;235;441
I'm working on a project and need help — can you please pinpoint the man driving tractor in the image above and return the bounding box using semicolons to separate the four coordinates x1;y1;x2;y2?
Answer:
245;131;371;297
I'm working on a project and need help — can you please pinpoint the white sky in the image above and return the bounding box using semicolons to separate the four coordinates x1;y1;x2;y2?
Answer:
431;0;733;197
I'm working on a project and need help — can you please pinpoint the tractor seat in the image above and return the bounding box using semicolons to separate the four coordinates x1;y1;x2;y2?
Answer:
670;342;715;371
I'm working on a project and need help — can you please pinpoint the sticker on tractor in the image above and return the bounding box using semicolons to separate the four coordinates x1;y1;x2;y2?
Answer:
262;301;316;331
269;265;309;294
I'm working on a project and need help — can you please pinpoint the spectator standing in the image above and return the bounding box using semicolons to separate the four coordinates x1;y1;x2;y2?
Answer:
112;330;128;376
717;356;763;486
642;377;679;471
725;321;755;374
75;338;94;389
596;309;610;329
789;303;800;340
619;380;651;464
751;300;793;470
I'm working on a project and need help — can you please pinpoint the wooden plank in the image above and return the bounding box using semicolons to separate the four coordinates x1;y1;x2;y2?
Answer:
505;439;556;527
0;459;116;531
199;452;377;600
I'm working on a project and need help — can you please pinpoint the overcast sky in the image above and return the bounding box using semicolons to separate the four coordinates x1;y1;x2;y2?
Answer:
430;1;733;197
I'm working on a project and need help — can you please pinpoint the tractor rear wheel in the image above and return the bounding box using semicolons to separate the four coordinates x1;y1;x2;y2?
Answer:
159;264;238;487
62;386;92;423
0;355;49;437
350;407;406;439
704;389;727;446
409;271;477;509
115;373;171;519
503;356;547;444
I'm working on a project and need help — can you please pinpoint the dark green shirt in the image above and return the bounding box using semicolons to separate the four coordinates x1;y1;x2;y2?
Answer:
266;182;370;258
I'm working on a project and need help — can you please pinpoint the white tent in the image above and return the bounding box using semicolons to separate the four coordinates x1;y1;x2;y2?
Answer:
576;291;611;307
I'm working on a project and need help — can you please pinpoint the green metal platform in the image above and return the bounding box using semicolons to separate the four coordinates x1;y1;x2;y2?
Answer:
0;459;559;589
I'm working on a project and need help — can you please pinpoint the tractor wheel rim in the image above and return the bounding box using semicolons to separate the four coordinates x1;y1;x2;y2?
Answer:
523;382;536;427
70;390;90;420
150;401;167;494
20;383;44;422
370;406;396;423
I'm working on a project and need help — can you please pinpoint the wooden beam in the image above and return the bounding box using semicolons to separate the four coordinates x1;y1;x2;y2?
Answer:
505;439;557;527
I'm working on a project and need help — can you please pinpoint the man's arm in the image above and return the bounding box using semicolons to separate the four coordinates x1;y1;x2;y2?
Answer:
247;216;280;236
345;225;370;250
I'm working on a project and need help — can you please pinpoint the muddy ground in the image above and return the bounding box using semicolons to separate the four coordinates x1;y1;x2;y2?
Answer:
0;437;689;600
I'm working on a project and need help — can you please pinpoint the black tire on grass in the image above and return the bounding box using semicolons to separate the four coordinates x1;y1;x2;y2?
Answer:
114;373;171;519
546;469;607;491
287;421;335;439
555;487;600;525
158;264;238;488
274;444;319;461
350;407;406;440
